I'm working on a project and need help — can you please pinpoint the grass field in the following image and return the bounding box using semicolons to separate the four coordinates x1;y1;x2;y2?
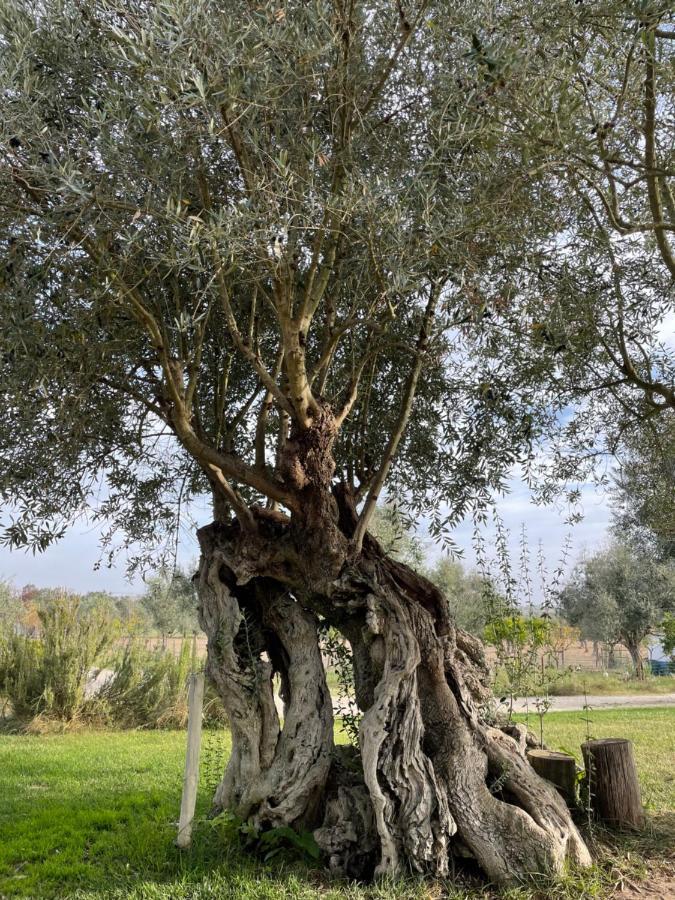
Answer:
0;709;674;899
328;669;675;697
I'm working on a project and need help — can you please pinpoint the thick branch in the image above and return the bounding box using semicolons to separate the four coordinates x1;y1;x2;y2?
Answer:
644;31;675;278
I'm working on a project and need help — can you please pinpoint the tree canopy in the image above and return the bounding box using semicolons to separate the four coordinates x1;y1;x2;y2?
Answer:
2;1;672;568
7;2;674;882
612;414;675;559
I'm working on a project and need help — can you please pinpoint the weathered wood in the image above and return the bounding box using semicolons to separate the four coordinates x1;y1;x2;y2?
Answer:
197;552;333;830
196;508;592;886
176;672;205;848
581;738;644;829
527;749;577;804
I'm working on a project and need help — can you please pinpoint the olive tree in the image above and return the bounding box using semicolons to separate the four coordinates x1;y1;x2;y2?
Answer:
612;415;675;560
560;542;675;679
4;0;665;883
141;566;199;637
518;5;675;472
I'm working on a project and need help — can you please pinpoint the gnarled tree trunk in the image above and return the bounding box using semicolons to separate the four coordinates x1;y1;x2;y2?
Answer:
197;539;333;829
195;418;591;886
625;641;645;680
196;518;591;885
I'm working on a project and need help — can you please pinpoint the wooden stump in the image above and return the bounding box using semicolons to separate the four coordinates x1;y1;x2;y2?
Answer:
581;738;644;830
527;749;577;804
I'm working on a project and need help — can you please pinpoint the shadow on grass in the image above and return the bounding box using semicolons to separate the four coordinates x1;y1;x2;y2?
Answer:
0;728;673;899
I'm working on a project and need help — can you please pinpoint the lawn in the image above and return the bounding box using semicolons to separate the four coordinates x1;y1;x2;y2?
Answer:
515;707;675;812
0;710;673;899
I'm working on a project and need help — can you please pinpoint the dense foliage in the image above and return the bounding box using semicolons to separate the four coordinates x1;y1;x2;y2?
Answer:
612;416;675;559
1;1;672;565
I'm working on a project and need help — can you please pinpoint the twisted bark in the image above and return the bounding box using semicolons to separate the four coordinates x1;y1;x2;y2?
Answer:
195;420;591;886
197;541;333;829
196;514;591;885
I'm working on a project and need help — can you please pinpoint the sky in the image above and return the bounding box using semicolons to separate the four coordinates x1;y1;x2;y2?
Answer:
0;474;613;598
2;311;670;599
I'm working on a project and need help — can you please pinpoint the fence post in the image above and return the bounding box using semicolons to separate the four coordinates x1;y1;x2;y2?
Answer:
176;672;205;848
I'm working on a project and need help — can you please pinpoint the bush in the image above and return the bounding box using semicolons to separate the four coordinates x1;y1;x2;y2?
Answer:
90;639;192;728
89;639;226;729
0;597;116;720
0;595;226;729
0;632;44;718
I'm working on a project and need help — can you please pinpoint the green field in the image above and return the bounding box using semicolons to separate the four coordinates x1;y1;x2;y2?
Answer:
1;709;674;899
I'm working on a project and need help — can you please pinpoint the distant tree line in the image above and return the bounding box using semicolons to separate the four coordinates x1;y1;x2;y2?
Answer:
0;566;201;639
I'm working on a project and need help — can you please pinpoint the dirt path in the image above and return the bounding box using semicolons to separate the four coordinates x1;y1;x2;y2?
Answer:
512;694;675;712
614;873;675;899
274;693;675;718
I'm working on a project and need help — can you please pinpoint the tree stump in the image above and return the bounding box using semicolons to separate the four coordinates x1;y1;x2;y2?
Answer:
527;749;577;804
581;739;644;829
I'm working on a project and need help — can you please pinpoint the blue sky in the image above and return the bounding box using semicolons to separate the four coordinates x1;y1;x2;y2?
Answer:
0;475;613;597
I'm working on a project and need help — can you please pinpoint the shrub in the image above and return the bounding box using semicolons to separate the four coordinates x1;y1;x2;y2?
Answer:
90;639;193;728
0;596;116;720
0;594;225;729
89;638;226;729
0;632;44;718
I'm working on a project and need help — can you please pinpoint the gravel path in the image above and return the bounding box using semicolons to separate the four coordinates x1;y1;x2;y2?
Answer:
275;693;675;718
511;693;675;712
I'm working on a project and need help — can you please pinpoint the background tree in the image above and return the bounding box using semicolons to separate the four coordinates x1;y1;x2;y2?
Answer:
368;505;425;571
140;567;199;638
663;613;675;660
4;0;672;883
565;588;623;668
427;556;496;636
612;415;675;560
560;542;675;679
479;4;675;507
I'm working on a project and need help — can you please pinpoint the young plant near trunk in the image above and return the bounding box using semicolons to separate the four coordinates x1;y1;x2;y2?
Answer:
2;0;671;885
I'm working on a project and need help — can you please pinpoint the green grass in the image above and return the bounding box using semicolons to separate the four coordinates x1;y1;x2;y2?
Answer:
515;707;675;811
0;710;674;899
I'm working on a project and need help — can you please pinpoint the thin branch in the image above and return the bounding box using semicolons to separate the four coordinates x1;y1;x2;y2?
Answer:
212;254;294;417
205;463;257;532
334;347;376;427
255;349;285;468
359;1;429;118
644;30;675;278
352;285;439;552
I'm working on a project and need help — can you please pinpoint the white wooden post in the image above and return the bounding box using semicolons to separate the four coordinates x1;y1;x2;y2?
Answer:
176;672;205;848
